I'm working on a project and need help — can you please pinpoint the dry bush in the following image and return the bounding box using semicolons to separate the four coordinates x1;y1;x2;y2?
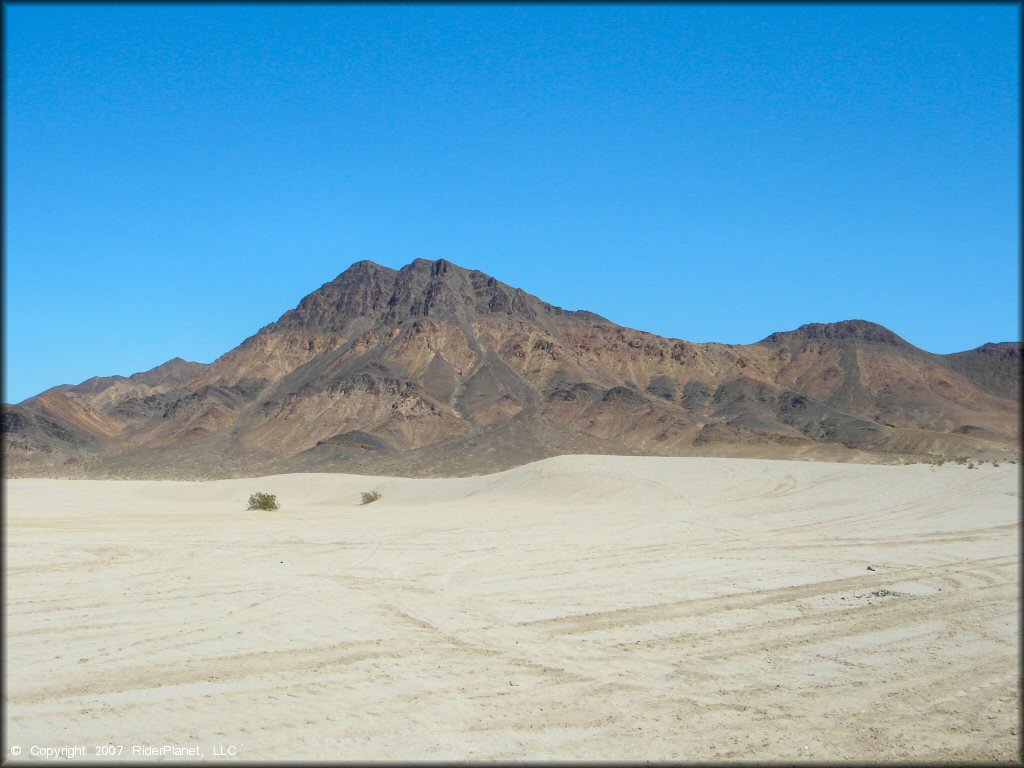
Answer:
248;492;279;510
361;491;382;505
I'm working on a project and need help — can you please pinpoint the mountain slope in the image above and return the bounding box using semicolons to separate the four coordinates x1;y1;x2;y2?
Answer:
4;259;1019;478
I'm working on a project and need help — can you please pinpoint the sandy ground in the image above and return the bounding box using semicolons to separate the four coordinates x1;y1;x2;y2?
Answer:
4;455;1019;762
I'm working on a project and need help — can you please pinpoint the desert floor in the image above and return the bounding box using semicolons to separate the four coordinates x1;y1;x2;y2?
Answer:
4;455;1020;762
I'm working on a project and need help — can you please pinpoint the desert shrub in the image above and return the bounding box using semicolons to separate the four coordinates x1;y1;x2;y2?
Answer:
360;490;382;505
248;492;279;511
967;463;975;470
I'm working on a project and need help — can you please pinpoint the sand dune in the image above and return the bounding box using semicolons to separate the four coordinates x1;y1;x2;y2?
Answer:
4;456;1019;761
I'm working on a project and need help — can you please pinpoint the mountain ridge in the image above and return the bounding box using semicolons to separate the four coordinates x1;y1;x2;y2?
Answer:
4;258;1019;478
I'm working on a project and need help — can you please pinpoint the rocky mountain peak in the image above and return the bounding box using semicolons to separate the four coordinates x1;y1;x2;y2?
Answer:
128;357;208;388
761;319;910;347
268;258;557;334
383;258;544;324
270;260;399;333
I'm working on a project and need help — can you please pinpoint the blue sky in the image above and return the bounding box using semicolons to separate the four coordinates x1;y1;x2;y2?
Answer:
4;4;1019;404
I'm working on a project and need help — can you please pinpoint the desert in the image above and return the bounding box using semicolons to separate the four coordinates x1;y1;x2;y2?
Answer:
5;454;1018;761
6;6;1019;762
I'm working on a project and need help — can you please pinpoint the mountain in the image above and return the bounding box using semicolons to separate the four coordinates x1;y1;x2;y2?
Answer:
4;258;1019;478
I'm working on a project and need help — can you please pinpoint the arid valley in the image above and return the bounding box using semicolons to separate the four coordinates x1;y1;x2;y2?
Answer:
5;455;1018;761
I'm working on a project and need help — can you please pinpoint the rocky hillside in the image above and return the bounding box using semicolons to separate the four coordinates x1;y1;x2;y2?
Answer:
4;258;1019;478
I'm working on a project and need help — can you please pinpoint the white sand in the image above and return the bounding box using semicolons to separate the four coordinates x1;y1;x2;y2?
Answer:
4;455;1019;762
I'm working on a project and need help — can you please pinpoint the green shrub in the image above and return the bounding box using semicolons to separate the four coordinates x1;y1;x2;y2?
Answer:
248;492;279;511
360;491;381;505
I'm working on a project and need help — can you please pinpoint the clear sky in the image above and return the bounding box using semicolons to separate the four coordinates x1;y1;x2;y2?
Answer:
4;3;1019;404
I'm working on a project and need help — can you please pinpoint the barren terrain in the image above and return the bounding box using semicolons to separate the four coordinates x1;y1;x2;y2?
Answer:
7;259;1019;478
4;456;1019;761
